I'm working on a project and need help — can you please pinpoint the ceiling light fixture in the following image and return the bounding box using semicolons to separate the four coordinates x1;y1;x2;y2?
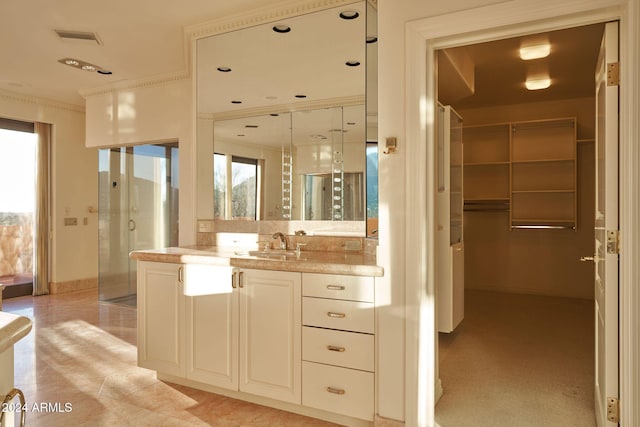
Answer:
339;10;360;20
58;57;111;75
273;25;291;33
520;43;551;60
525;77;551;90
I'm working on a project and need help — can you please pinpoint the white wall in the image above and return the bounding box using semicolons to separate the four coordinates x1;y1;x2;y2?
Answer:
0;90;97;284
377;0;500;420
379;0;640;424
84;77;195;245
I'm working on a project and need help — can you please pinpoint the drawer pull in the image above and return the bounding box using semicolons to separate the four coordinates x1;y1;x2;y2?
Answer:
327;345;346;352
327;285;345;291
326;387;346;395
327;311;346;318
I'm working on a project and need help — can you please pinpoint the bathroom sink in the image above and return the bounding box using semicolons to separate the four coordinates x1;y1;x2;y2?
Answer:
247;250;297;258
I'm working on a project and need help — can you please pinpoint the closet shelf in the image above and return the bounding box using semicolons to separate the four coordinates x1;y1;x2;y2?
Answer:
511;158;575;164
464;161;510;166
511;189;575;194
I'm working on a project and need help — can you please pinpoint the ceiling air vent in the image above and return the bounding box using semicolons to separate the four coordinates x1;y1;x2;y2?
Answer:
54;29;102;45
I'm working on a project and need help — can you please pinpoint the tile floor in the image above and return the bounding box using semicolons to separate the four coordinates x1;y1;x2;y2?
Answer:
3;289;338;426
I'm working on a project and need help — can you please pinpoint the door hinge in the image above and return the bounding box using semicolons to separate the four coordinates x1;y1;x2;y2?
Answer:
607;397;620;423
607;230;620;254
607;62;620;86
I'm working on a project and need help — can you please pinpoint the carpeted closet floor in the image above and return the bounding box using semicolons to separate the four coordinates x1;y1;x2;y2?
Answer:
435;290;595;427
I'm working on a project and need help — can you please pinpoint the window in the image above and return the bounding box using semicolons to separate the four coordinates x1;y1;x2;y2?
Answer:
214;153;260;220
366;142;379;236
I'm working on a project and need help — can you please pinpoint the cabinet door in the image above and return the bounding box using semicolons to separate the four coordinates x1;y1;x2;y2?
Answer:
186;290;238;389
239;269;301;404
137;261;185;376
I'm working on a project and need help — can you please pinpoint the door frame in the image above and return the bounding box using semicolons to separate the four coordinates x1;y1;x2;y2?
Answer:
404;0;640;425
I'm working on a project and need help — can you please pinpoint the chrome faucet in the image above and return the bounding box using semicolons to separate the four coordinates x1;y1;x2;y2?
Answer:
272;232;287;250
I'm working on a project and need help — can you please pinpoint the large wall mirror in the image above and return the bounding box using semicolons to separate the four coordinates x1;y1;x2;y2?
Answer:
196;0;377;236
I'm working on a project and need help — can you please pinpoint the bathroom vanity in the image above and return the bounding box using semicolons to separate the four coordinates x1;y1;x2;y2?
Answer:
130;246;382;427
0;311;32;427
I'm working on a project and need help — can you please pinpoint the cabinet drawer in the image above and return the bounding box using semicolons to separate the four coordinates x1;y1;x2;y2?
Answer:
302;361;374;421
302;273;374;302
303;327;374;372
303;297;374;334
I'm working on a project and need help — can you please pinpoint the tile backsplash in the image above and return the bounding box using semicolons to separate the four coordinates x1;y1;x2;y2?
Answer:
197;220;377;255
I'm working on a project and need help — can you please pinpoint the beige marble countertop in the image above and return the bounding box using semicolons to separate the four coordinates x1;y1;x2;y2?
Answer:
0;311;32;354
130;246;383;277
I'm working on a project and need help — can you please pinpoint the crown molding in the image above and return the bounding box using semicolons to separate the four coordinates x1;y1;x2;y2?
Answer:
186;0;362;40
197;95;365;121
79;70;190;99
0;89;84;113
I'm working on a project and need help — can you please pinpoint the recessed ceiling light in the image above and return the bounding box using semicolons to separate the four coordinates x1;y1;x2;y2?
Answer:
295;94;307;99
345;60;361;67
217;67;232;72
231;100;242;104
273;25;291;33
520;43;551;60
525;77;551;90
366;36;378;44
339;10;360;20
58;57;106;74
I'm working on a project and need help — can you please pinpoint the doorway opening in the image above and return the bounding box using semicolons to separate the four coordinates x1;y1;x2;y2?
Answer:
0;119;37;299
98;142;179;307
435;22;606;426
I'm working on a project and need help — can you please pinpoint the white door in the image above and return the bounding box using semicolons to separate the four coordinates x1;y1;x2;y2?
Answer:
137;261;185;376
186;291;239;389
590;21;619;427
238;269;301;404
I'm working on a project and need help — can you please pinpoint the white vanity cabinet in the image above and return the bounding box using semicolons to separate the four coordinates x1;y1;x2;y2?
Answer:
138;262;301;404
301;273;375;421
137;261;185;376
136;257;379;425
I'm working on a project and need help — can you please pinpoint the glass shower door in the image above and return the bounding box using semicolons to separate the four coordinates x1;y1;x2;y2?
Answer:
98;143;179;306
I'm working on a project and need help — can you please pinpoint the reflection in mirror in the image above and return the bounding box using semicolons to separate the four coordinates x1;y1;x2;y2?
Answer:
212;113;292;220
292;105;365;221
195;1;376;233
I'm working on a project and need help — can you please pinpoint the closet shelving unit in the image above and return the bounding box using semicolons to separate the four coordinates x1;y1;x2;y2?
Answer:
437;105;464;333
463;117;577;229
